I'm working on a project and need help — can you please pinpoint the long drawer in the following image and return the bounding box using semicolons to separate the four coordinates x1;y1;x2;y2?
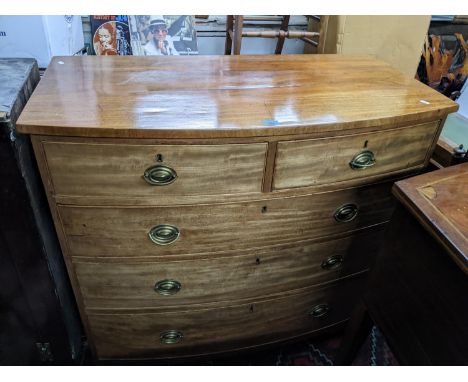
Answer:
60;181;395;258
88;275;366;359
74;226;385;309
41;140;267;197
274;121;440;190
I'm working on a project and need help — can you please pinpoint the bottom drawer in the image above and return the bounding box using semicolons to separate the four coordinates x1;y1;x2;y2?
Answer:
88;275;366;360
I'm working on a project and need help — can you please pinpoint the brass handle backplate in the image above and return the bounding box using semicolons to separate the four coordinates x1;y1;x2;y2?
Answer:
309;304;330;318
148;224;180;245
143;164;177;186
349;150;376;170
321;255;344;270
160;330;183;344
334;203;358;223
154;279;181;295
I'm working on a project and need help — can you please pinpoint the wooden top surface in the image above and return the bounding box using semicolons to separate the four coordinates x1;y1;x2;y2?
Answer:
393;163;468;273
16;55;458;139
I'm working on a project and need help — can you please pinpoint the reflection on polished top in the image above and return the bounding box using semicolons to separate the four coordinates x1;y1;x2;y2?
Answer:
17;55;458;138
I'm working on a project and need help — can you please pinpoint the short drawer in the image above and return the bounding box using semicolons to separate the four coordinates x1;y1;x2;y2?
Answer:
42;140;267;198
74;226;385;309
60;181;395;258
88;276;366;359
273;121;440;190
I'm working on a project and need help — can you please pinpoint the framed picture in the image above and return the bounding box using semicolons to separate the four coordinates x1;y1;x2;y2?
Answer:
128;15;198;56
91;15;132;56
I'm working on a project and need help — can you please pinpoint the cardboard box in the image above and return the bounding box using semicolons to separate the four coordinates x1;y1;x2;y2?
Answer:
321;16;431;77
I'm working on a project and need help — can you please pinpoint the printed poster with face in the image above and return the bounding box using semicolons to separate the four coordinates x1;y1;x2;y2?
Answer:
128;16;198;56
90;15;133;55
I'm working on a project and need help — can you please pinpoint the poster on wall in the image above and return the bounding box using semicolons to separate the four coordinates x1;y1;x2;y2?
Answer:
90;15;132;55
417;33;468;99
128;15;198;56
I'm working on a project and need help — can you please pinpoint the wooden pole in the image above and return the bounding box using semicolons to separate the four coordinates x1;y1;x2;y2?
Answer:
275;15;290;54
225;15;234;55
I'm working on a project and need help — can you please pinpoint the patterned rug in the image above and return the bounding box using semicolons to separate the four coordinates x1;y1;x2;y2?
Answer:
88;326;398;366
204;326;398;366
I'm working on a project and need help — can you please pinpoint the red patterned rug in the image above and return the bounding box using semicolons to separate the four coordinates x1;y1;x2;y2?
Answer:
90;326;398;366
202;326;398;366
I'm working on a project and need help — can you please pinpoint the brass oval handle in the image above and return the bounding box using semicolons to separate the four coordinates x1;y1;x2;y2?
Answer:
349;150;376;170
143;164;177;186
148;224;180;246
309;304;330;318
160;330;183;344
321;255;344;270
154;279;181;295
334;203;358;223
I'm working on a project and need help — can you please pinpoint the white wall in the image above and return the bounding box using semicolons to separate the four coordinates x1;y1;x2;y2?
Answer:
0;16;84;68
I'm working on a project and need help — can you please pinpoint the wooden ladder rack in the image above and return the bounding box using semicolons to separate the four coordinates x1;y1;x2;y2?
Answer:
225;15;328;55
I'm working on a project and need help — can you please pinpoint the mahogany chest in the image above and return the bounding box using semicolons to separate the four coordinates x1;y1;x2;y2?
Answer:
17;55;458;361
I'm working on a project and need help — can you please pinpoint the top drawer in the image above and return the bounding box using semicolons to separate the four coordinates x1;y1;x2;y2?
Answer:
273;121;440;190
41;141;267;198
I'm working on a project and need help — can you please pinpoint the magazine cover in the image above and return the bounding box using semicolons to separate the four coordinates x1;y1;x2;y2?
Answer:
128;16;198;56
417;33;468;98
90;15;132;55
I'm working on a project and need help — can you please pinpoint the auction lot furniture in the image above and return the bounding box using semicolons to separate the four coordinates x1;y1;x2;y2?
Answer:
17;55;457;361
337;163;468;365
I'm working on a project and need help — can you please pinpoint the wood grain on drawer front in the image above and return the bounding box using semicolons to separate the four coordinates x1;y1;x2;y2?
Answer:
42;141;267;197
60;181;395;258
74;226;385;310
274;122;440;190
88;276;365;359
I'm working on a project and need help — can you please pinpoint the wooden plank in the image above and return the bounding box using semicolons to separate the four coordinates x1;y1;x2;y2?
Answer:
393;163;468;273
42;141;267;198
224;15;233;55
275;16;290;54
233;15;244;55
274;121;440;190
262;141;277;192
16;56;458;139
87;276;366;359
58;181;395;258
317;15;329;54
73;226;384;310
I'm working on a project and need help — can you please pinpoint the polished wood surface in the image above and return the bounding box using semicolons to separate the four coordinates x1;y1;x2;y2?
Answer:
393;163;468;273
16;55;457;139
88;276;365;359
274;121;440;189
42;140;267;198
60;181;395;258
74;226;385;310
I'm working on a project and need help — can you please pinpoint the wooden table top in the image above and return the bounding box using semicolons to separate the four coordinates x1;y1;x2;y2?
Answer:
16;55;458;139
393;163;468;274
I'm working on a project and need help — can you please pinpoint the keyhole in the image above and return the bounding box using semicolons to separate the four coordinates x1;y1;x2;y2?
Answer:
156;154;163;162
261;206;267;213
363;140;368;148
255;257;261;265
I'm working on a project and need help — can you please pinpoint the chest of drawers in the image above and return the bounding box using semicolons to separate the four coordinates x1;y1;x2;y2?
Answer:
17;55;457;361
